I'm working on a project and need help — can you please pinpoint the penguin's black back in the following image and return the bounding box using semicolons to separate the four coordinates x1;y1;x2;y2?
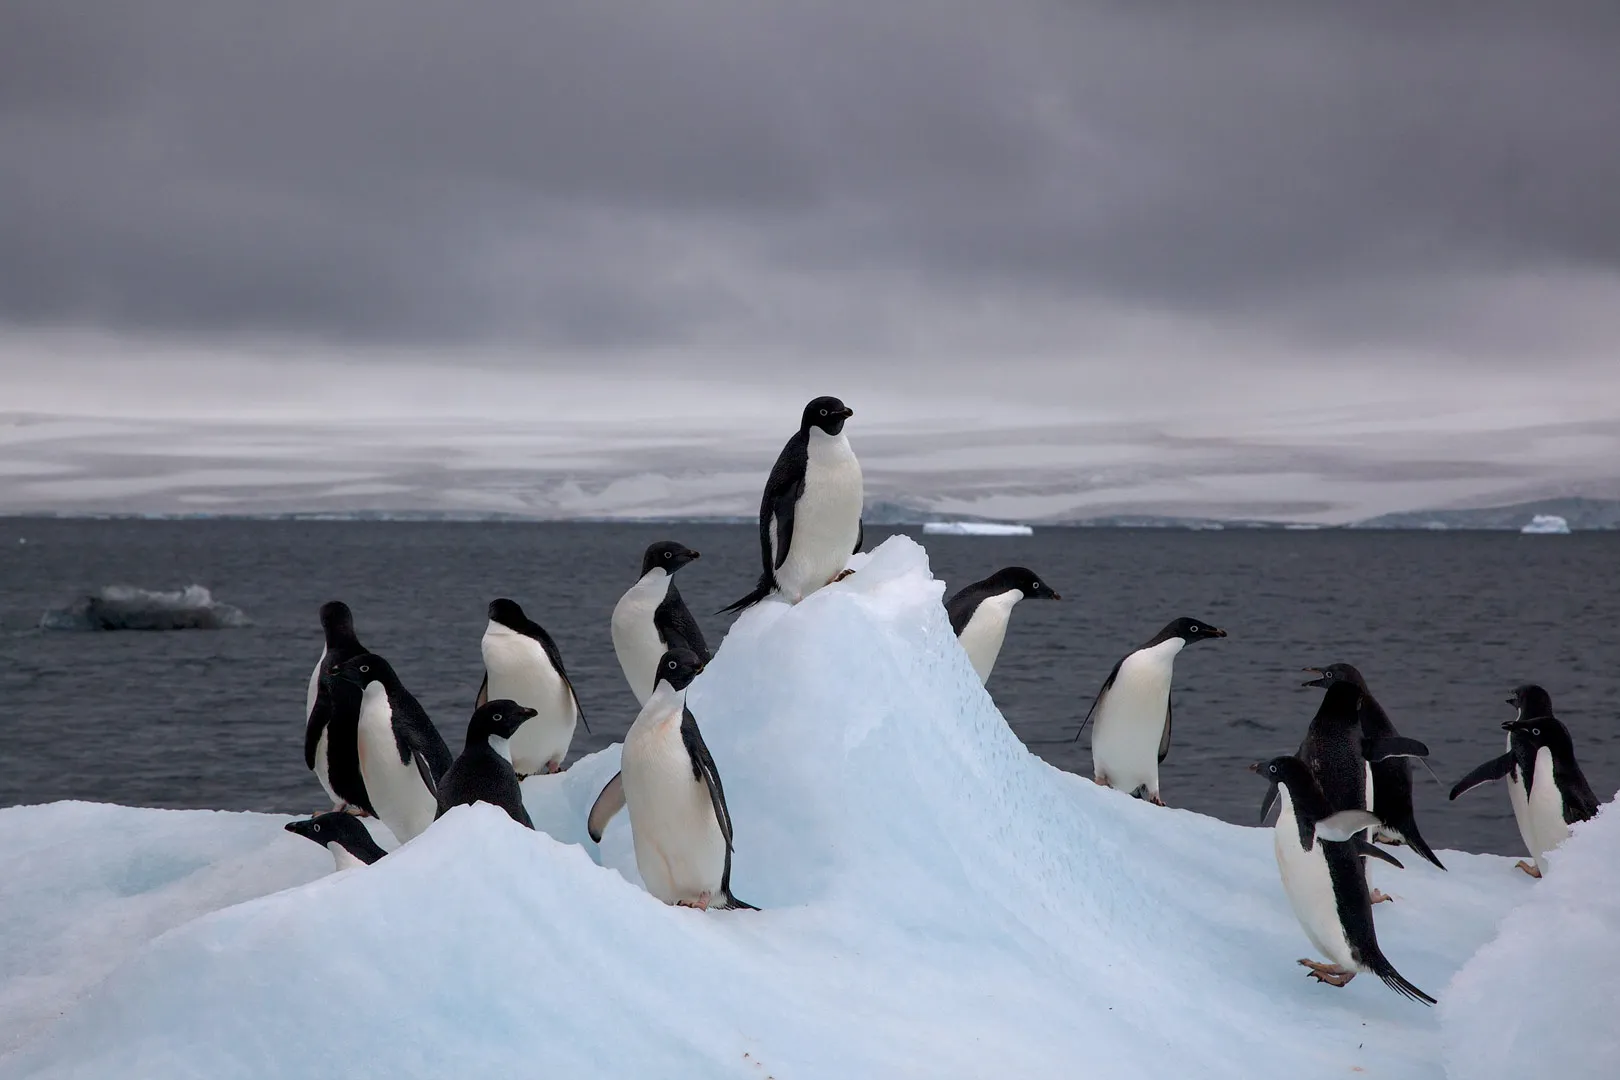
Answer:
436;742;533;829
1302;683;1369;813
321;676;376;817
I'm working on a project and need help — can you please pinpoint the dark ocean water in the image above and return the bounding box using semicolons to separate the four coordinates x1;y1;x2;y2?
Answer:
1;518;1614;856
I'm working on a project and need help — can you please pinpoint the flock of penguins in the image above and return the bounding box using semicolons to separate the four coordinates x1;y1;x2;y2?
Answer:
281;396;1606;1010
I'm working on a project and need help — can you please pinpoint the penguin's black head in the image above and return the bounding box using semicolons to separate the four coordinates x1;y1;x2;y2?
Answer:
1507;683;1554;719
487;597;528;629
1164;617;1226;643
332;652;388;687
469;699;538;740
319;601;354;636
642;541;701;577
1249;755;1313;792
983;566;1061;601
1502;715;1574;756
654;648;705;692
801;396;854;436
1302;663;1366;690
284;811;372;850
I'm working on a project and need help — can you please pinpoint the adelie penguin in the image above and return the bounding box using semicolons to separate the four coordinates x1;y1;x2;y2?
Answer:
303;601;368;812
1260;665;1445;872
1077;617;1226;805
945;567;1060;684
415;699;538;830
612;541;710;705
477;598;586;777
332;653;453;845
587;649;754;911
285;811;388;872
1451;684;1600;878
1251;756;1436;1006
721;396;863;614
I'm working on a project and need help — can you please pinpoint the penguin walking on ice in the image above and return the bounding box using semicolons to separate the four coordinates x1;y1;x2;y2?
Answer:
417;699;538;830
284;811;388;871
1451;684;1599;878
1250;756;1436;1005
332;653;453;845
591;649;755;911
721;396;863;614
304;601;368;811
944;567;1060;684
477;598;586;777
1077;617;1226;805
612;541;709;705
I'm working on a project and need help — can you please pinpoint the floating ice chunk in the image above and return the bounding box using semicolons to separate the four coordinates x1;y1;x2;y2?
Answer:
39;584;249;630
921;520;1033;536
1519;514;1571;535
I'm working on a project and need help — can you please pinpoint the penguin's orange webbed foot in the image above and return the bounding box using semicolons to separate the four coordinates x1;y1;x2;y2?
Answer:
1298;959;1355;987
1370;888;1393;904
1515;860;1542;879
831;569;856;584
676;892;712;912
1149;794;1167;807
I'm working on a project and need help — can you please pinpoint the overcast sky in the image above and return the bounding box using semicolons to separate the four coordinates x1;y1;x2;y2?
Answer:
3;3;1618;516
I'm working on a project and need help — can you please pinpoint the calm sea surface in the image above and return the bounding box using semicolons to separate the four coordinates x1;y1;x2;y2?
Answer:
1;519;1614;855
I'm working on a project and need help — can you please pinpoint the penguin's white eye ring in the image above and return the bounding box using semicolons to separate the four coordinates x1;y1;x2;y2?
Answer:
663;551;672;558
819;408;828;416
493;713;503;722
667;660;677;669
1268;765;1276;773
1189;625;1200;633
359;664;370;673
1532;727;1540;736
311;823;321;833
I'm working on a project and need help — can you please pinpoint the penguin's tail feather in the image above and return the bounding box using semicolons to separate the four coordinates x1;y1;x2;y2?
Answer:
715;892;758;911
1396;821;1446;871
718;573;774;616
1369;953;1437;1006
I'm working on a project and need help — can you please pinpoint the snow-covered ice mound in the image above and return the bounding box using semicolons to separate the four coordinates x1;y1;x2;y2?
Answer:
1519;514;1572;535
922;520;1034;536
39;584;249;631
0;537;1604;1078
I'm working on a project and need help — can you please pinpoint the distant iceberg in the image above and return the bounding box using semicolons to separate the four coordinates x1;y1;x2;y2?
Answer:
921;520;1033;536
40;585;249;631
1520;514;1571;535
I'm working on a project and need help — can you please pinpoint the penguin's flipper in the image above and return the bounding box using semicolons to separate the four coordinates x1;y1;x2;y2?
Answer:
1316;809;1382;842
1157;698;1173;763
413;750;443;816
1363;736;1430;761
1071;658;1124;743
587;771;625;843
1448;752;1515;800
1366;951;1437;1006
304;687;329;771
853;518;864;555
1352;836;1405;869
475;671;488;709
1259;782;1280;823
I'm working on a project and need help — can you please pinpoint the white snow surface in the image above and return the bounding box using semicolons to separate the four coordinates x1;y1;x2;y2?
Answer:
0;536;1605;1079
921;520;1034;536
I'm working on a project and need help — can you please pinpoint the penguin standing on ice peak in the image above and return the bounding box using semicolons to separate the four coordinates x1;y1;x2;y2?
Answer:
596;648;755;911
332;653;452;845
1451;684;1599;878
612;541;709;706
285;811;388;871
1079;617;1226;805
304;601;368;811
418;700;538;829
721;396;863;614
945;567;1060;684
1250;756;1436;1005
477;598;586;777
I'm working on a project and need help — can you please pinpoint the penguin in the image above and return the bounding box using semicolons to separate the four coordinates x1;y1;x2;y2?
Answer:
944;567;1060;684
612;541;709;706
1250;756;1435;1005
284;811;388;871
1079;617;1226;805
477;598;586;776
721;396;863;614
1284;665;1444;871
303;601;368;810
317;660;376;820
1451;685;1600;877
608;648;754;910
332;653;453;845
417;699;538;829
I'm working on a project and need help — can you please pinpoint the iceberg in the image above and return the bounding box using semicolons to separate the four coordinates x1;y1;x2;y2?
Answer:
1518;514;1571;535
0;537;1603;1079
921;520;1034;536
39;584;249;631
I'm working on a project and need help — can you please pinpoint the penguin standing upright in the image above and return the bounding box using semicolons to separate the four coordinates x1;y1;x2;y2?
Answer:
604;648;754;911
944;567;1060;684
477;598;586;776
1451;684;1600;877
1080;617;1226;805
333;653;453;845
421;699;538;829
722;396;863;614
1250;756;1435;1005
284;812;388;871
318;660;376;820
304;601;367;810
612;541;709;705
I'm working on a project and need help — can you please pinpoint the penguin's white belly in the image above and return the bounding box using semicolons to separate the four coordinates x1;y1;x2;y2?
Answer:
356;686;437;844
610;573;669;706
622;706;726;905
1526;748;1569;874
1273;789;1356;970
1090;642;1180;796
483;627;578;773
958;591;1019;684
774;432;862;604
306;651;339;805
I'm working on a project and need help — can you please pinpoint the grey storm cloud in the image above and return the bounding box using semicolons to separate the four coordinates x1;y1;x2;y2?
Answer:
3;1;1620;360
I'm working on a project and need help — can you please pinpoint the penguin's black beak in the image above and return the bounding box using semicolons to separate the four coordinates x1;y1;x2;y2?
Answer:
838;406;854;418
695;662;708;675
1302;667;1330;688
1210;627;1227;637
1048;591;1062;600
1246;762;1263;774
689;550;701;560
1504;695;1517;705
519;706;539;720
